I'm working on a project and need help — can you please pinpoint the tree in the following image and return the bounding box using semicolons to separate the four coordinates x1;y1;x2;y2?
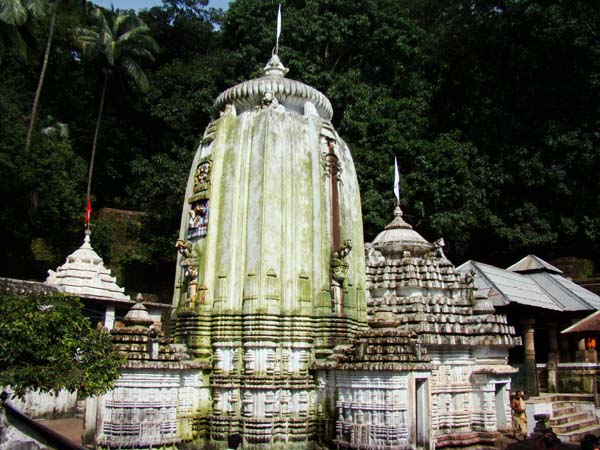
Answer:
23;0;60;171
77;8;158;211
0;291;124;397
0;0;44;64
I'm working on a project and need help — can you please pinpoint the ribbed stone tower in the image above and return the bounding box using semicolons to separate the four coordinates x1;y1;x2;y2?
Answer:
173;54;367;448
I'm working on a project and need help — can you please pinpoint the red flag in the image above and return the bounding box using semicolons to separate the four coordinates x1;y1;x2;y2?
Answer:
85;197;92;224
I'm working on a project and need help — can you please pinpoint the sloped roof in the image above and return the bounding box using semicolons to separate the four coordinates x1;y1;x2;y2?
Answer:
458;260;559;310
457;256;600;312
507;255;562;274
562;310;600;334
527;272;600;311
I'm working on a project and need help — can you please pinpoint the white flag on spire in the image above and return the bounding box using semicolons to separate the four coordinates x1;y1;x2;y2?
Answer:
276;4;282;51
394;157;400;205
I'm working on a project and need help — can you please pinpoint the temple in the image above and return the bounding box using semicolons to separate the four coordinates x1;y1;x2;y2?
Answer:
79;53;520;449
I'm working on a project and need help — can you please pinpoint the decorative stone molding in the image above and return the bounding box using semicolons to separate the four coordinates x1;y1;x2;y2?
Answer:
213;55;333;120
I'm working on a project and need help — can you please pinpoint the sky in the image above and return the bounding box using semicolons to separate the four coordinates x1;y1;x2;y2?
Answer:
92;0;231;11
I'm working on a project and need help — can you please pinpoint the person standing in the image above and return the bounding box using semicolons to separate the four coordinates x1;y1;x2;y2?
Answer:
511;391;528;440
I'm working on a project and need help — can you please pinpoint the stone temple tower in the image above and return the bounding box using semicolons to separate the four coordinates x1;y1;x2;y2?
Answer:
173;54;367;448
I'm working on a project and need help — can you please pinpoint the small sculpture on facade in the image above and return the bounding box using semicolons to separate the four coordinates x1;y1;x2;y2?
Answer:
331;240;352;314
464;269;476;289
193;160;211;193
188;199;210;239
260;90;285;111
433;237;447;259
365;243;385;266
333;240;352;260
175;239;192;259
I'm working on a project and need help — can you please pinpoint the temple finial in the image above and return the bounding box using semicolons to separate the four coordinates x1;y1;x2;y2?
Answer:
393;156;401;207
273;4;282;55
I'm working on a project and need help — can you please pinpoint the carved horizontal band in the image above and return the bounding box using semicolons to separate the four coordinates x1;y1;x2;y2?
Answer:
214;76;333;120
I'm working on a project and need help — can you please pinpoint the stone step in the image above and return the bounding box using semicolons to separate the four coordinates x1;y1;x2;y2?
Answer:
553;400;593;409
553;417;600;434
556;424;600;444
553;405;578;417
551;411;593;425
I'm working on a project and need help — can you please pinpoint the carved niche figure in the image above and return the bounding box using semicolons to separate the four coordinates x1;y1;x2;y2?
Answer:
432;237;447;259
364;242;385;267
187;199;209;239
464;269;476;289
175;239;192;259
259;90;285;112
175;239;200;307
331;240;352;314
193;160;211;194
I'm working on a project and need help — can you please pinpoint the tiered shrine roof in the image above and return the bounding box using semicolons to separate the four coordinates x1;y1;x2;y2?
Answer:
45;231;130;303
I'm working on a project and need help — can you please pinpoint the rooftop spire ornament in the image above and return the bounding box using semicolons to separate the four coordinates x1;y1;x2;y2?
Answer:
274;3;282;55
394;156;401;206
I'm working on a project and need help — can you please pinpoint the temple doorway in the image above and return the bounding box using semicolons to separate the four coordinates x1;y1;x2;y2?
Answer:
415;378;430;449
495;383;509;430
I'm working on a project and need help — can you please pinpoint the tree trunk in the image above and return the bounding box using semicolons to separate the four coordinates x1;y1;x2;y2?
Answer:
86;71;109;203
23;0;60;172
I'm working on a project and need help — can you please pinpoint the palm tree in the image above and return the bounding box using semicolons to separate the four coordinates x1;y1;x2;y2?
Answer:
77;8;158;211
2;0;68;172
23;0;60;171
0;0;44;63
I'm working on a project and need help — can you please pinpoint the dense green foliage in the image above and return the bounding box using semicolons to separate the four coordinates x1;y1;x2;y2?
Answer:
0;291;124;397
0;0;599;293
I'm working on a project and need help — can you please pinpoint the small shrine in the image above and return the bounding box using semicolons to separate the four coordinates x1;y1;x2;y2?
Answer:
317;206;520;449
45;231;169;330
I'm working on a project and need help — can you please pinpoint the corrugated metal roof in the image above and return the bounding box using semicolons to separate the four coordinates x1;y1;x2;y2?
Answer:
457;260;560;310
526;272;600;311
458;256;600;313
507;255;563;274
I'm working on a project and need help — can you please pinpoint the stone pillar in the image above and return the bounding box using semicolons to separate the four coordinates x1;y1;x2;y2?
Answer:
576;338;587;362
522;319;539;396
104;305;115;330
547;322;559;363
558;331;570;362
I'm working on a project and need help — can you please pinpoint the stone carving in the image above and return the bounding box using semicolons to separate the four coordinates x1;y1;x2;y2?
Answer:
364;242;385;267
175;239;192;259
464;269;476;289
331;240;352;314
259;90;285;112
187;199;209;239
193;160;211;194
433;237;447;258
323;145;343;181
333;239;352;260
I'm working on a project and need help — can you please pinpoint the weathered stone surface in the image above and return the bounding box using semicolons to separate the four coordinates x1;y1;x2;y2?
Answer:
169;54;367;449
324;209;519;449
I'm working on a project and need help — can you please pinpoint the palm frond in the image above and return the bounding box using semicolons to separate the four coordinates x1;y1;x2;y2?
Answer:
0;0;27;26
126;47;155;62
117;24;149;45
24;0;46;19
91;8;110;35
120;56;148;91
76;27;101;57
113;13;138;36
